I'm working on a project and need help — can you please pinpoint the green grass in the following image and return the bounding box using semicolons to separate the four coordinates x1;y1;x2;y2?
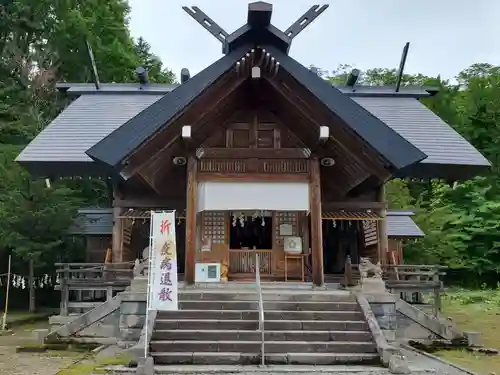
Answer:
55;353;134;375
434;288;500;374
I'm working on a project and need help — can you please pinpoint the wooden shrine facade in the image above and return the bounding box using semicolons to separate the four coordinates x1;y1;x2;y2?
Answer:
16;3;489;287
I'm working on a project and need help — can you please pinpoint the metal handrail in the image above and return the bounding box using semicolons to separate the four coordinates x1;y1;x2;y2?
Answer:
255;253;265;366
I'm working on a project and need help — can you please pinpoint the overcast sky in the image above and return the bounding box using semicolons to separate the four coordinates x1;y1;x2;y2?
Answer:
128;0;500;81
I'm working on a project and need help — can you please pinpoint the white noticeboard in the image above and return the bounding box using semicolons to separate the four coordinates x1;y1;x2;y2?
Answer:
147;211;178;311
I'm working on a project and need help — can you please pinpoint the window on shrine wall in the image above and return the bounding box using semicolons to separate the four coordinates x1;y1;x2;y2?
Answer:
231;129;250;148
226;125;279;148
257;129;274;148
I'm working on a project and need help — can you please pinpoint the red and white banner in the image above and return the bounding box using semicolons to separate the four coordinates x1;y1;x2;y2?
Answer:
147;211;178;311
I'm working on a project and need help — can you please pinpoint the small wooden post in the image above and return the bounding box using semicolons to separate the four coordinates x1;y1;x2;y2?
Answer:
185;156;198;285
1;255;12;330
28;259;35;313
309;158;324;286
376;184;389;264
60;264;69;316
432;268;441;318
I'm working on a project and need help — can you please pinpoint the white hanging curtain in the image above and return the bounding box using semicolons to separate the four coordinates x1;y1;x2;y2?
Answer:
197;181;310;212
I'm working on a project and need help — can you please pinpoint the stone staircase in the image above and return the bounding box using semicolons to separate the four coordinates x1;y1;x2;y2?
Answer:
149;287;379;366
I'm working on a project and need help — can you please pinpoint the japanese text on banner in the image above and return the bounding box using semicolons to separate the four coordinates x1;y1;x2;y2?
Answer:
148;211;178;311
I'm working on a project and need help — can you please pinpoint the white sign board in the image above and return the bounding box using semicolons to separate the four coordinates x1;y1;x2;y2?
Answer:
147;211;178;311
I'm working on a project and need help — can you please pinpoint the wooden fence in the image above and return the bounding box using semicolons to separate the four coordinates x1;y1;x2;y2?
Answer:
54;262;134;316
344;262;446;318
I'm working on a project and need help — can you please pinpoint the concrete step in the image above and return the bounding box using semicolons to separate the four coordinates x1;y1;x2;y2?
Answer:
154;319;368;331
178;291;355;302
265;319;368;331
152;329;372;342
152;352;380;366
156;310;363;321
177;300;359;311
155;319;258;330
179;301;257;310
152;364;388;374
149;340;377;354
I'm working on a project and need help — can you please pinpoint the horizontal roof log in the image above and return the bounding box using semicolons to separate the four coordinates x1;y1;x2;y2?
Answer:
55;82;439;98
70;207;423;238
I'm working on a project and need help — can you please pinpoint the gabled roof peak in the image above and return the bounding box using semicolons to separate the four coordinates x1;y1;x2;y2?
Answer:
183;3;329;54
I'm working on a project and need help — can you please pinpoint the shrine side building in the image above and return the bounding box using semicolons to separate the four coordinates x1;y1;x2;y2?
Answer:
16;3;489;286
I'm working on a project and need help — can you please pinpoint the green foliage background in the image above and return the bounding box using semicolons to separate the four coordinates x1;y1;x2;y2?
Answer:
325;63;500;285
0;0;175;286
0;1;498;295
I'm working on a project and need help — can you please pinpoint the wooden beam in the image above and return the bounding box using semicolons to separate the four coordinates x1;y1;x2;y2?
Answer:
309;158;324;286
112;207;123;263
197;172;309;182
113;198;185;209
185;156;198;285
201;148;308;159
322;201;387;211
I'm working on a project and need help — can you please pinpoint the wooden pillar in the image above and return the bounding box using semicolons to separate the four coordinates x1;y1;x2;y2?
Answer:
185;156;198;285
112;206;124;263
377;184;389;265
309;158;324;286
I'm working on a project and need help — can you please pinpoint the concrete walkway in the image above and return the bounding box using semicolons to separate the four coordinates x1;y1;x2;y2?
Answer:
401;346;475;375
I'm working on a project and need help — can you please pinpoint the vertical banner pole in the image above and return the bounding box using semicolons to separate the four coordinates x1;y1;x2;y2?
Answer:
144;210;155;358
144;210;178;358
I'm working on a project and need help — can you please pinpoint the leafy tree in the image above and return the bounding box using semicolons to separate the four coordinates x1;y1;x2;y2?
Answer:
0;0;175;276
134;37;176;83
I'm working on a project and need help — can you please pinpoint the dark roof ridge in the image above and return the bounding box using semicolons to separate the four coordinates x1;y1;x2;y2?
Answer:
86;44;252;168
55;82;436;98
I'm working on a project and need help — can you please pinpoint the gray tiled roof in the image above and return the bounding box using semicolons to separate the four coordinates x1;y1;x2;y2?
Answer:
387;210;424;238
69;208;113;235
353;97;490;169
16;94;162;163
17;87;489;181
69;207;425;238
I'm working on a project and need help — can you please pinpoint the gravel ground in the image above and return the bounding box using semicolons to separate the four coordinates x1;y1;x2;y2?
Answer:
0;326;78;375
0;346;76;375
